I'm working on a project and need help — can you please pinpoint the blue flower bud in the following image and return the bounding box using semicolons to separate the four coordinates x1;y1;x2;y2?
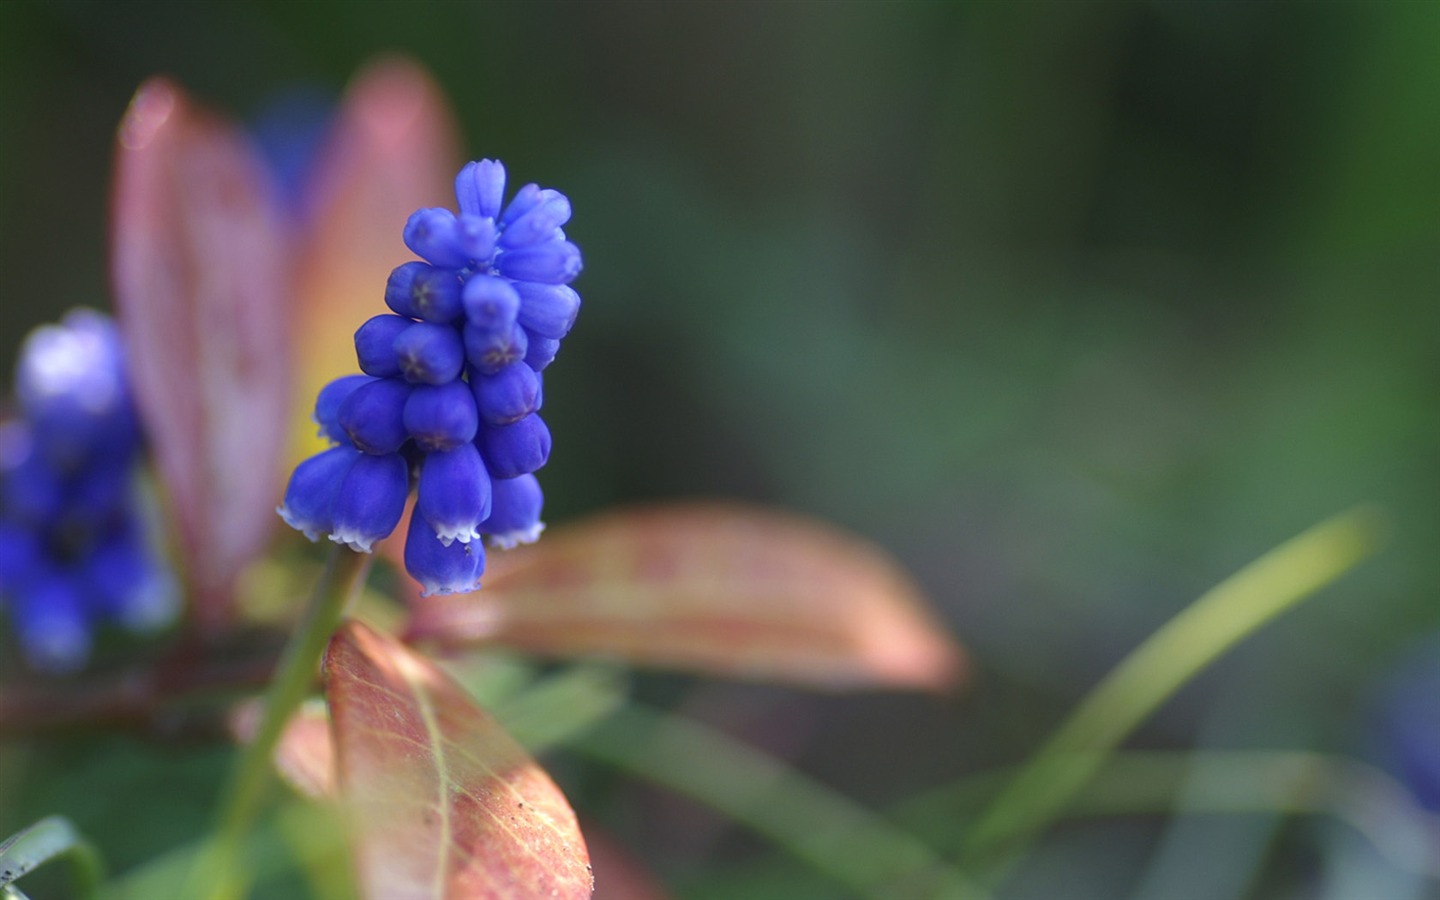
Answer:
463;321;529;375
498;240;583;285
0;523;41;593
483;474;544;549
12;572;90;674
17;310;137;469
1374;639;1440;813
454;159;506;220
387;262;464;323
404;207;471;269
417;442;491;546
338;377;413;455
456;214;499;262
329;451;409;552
67;456;133;521
524;336;561;372
499;183;545;228
3;438;64;524
84;525;180;631
515;283;581;340
384;261;427;318
471;363;540;426
499;194;572;249
403;381;478;451
315;374;375;444
462;275;520;332
354;315;411;378
278;445;361;541
480;414;551;478
394;321;465;385
403;506;484;597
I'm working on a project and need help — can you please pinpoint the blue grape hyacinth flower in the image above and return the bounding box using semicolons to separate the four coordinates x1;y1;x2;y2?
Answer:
1373;637;1440;813
0;310;178;672
280;159;581;596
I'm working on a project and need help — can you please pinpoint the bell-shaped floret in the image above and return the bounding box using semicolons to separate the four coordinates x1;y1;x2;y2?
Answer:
499;193;572;249
524;336;561;372
515;283;581;340
387;262;464;323
498;240;583;285
499;183;545;228
471;363;540;426
479;413;551;478
338;377;413;455
463;321;528;375
328;451;409;553
314;374;375;444
403;507;484;597
403;381;479;451
385;261;427;318
455;159;506;220
416;442;491;546
455;214;498;262
16;309;138;470
278;445;361;541
83;523;180;631
403;208;470;269
12;571;91;674
354;315;411;378
67;455;133;520
482;474;544;549
0;523;41;593
394;322;465;385
462;275;520;332
1;437;64;524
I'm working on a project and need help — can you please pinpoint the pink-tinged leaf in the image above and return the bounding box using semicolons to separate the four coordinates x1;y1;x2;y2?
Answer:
405;504;966;692
231;699;337;800
290;56;461;464
326;619;593;899
110;78;292;633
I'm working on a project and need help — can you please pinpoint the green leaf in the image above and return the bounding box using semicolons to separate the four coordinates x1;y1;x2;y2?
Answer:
0;816;102;898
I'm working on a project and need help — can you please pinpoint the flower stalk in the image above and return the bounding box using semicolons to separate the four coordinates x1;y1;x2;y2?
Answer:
195;546;371;900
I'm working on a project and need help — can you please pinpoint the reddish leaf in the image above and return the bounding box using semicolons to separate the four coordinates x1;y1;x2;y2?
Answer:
326;619;593;899
110;79;292;633
405;504;966;692
289;56;461;464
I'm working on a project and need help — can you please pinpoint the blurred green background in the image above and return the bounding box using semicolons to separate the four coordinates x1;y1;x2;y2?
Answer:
0;1;1437;897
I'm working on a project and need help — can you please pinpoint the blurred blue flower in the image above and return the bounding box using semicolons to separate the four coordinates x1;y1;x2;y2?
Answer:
0;310;178;672
281;160;581;596
1374;637;1440;812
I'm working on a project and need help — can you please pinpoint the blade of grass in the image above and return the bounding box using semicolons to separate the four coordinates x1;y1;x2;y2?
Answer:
960;507;1384;874
491;663;630;754
0;817;103;899
571;702;991;900
902;750;1438;879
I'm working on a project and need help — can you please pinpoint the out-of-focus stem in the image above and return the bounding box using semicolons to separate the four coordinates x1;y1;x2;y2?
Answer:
193;546;370;900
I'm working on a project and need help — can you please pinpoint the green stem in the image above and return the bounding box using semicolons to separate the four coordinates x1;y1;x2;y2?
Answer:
959;507;1383;876
194;546;370;900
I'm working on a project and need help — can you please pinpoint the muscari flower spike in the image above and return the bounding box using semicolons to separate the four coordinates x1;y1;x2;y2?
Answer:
0;309;179;672
280;159;581;596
